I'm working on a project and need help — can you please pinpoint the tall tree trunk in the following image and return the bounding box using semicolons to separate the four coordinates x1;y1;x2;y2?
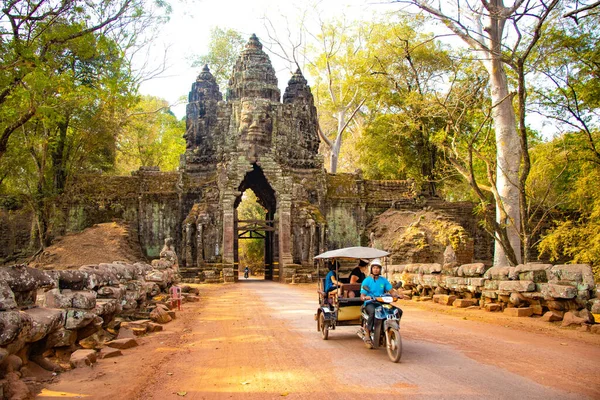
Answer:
485;0;522;266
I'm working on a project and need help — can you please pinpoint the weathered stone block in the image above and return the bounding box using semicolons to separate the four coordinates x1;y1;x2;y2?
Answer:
497;280;535;292
467;278;487;287
540;283;577;299
541;311;563;322
433;294;456;305
518;270;549;283
504;307;533;317
64;310;95;330
483;266;515;280
98;348;122;359
457;263;486;277
106;338;138;349
0;311;32;346
70;349;97;368
46;328;77;348
482;290;497;299
548;264;595;290
45;289;72;309
23;307;64;343
484;280;499;290
0;280;17;310
561;311;586;327
71;291;96;309
150;307;172;324
484;303;501;312
453;299;477;308
420;274;441;288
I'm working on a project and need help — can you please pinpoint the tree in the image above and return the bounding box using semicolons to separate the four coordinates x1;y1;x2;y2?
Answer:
116;95;185;173
0;0;170;249
191;27;245;92
305;18;371;173
398;0;563;266
356;18;454;196
0;0;164;160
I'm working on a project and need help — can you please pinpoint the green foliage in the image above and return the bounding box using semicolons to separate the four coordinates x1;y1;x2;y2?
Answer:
116;96;185;173
237;190;265;268
191;27;245;91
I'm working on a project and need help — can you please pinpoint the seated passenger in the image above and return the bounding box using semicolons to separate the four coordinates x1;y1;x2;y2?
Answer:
324;260;341;296
349;259;368;284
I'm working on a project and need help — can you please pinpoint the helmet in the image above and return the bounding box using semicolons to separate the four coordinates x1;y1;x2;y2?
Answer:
370;258;382;267
369;258;383;275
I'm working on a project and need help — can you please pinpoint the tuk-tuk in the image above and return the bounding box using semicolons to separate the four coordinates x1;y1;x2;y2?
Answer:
314;246;403;362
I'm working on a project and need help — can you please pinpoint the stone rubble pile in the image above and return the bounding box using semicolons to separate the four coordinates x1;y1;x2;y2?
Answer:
0;245;195;399
390;262;599;332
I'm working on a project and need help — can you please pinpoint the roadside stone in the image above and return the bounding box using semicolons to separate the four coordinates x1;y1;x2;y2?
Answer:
561;311;586;327
147;323;163;332
546;300;568;312
167;311;176;319
45;289;72;309
548;264;595;290
98;348;122;359
64;310;95;330
576;309;595;324
541;311;564;322
106;338;138;350
46;328;77;348
453;299;477;308
69;349;97;368
591;325;600;334
540;283;577;299
0;280;17;310
433;294;456;305
150;307;172;324
457;263;486;277
504;307;534;317
71;291;96;309
485;303;501;312
531;304;543;315
483;266;515;280
482;290;497;299
498;281;535;292
116;327;136;340
4;354;23;372
79;331;107;350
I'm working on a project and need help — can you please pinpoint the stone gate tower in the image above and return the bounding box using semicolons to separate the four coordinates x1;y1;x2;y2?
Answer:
180;34;327;281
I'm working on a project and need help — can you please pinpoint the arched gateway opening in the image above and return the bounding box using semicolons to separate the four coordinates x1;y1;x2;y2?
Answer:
234;164;277;281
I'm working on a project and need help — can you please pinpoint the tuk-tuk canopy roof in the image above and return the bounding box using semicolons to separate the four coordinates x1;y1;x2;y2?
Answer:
314;246;390;260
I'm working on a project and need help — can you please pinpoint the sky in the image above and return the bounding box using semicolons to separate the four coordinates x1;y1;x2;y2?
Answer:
138;0;401;119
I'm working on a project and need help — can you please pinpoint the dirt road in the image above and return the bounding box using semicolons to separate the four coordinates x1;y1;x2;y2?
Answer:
39;281;600;399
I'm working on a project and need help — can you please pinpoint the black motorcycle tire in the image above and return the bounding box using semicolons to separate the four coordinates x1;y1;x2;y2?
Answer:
386;327;402;363
319;313;329;340
372;319;382;349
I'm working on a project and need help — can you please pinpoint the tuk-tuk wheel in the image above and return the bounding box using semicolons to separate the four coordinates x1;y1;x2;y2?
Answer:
318;313;329;340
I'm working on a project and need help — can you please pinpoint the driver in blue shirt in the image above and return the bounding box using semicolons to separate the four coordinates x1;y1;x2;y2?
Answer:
360;258;399;349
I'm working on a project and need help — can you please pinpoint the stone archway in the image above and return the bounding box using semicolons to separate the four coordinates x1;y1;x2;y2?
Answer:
233;164;277;281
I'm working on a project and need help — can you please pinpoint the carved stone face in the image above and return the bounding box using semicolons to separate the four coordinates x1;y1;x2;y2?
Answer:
239;99;272;146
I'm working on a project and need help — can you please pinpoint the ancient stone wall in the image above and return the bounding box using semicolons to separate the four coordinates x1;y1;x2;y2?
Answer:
389;262;599;329
0;245;191;398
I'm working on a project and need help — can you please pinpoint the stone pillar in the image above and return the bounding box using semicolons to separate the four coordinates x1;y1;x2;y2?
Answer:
278;194;293;267
222;192;236;264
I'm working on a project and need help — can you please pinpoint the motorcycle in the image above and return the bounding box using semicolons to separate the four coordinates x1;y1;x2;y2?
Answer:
357;294;403;363
243;268;249;279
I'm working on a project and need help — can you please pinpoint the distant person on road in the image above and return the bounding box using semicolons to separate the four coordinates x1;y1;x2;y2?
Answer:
360;258;399;348
244;266;250;279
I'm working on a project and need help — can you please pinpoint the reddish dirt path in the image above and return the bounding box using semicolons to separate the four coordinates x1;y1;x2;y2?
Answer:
39;282;600;399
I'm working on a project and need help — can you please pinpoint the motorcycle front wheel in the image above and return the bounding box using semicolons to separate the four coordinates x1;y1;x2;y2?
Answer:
386;328;402;363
